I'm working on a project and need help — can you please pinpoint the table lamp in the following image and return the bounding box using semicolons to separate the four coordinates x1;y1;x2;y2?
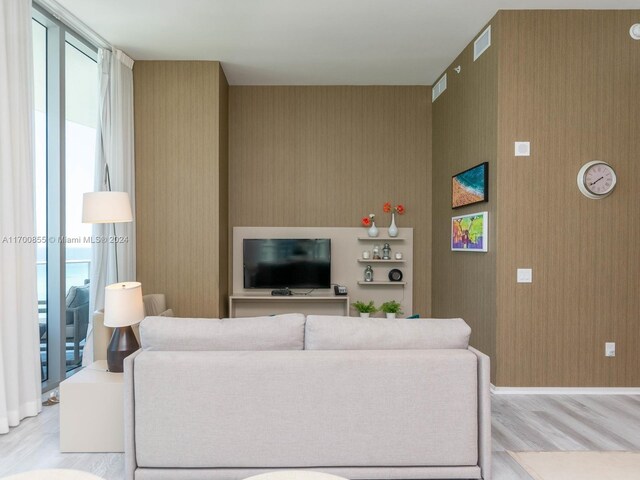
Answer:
104;281;144;372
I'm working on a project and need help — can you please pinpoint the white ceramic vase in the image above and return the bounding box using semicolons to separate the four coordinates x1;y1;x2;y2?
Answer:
388;212;398;237
386;313;396;320
360;312;370;318
367;221;379;237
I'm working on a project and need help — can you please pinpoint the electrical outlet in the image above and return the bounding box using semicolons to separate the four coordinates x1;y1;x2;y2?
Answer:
605;342;616;357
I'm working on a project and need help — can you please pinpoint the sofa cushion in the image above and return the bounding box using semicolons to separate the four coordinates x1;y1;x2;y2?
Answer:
305;315;471;350
143;293;167;316
140;313;306;351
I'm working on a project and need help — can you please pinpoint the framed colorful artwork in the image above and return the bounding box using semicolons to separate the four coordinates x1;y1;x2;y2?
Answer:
451;212;488;252
452;162;488;209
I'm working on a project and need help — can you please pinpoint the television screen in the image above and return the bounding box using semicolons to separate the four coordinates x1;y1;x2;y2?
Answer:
243;239;331;289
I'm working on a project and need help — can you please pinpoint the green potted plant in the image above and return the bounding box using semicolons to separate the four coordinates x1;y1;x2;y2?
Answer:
351;300;377;318
380;300;403;320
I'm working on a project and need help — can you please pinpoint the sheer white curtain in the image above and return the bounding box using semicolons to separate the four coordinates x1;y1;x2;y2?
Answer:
84;49;136;364
0;0;42;434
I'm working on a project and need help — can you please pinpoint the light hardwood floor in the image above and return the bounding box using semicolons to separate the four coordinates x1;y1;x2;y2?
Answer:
1;394;639;479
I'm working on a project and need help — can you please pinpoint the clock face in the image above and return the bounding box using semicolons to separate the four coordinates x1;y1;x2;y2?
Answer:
577;161;617;199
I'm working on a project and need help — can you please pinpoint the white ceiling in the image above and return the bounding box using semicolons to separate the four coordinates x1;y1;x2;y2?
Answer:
54;0;639;85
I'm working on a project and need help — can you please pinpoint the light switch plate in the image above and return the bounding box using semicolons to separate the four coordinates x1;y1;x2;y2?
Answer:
515;141;531;156
605;342;616;357
517;268;532;283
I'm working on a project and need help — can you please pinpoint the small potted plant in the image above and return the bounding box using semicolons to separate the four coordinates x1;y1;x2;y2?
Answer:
380;300;403;320
351;300;377;318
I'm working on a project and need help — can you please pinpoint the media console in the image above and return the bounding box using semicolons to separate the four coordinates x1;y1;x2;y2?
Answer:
228;295;349;318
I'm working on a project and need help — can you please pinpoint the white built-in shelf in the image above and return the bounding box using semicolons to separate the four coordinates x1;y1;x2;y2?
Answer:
357;236;405;241
228;295;350;318
357;259;405;264
357;281;407;286
229;295;346;301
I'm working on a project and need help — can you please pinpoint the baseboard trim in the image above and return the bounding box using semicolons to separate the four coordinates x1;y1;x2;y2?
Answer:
491;384;640;395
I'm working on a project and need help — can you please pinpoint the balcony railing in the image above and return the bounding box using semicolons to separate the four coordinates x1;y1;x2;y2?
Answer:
38;259;91;373
37;259;90;304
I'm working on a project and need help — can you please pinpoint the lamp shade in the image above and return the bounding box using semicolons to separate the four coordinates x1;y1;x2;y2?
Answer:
82;191;133;223
104;282;144;328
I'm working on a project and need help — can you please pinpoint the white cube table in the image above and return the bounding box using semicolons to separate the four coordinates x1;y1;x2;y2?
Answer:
59;360;124;452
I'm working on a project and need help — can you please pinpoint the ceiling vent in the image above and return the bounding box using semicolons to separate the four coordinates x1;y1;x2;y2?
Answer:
432;73;447;102
474;25;491;61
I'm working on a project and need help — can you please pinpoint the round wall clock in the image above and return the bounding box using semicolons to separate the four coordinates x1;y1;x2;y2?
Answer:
388;269;403;282
577;161;617;199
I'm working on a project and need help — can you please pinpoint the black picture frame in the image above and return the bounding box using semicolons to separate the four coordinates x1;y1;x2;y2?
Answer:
451;162;489;209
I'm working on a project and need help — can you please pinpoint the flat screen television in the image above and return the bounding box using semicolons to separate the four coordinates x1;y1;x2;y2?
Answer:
243;238;331;289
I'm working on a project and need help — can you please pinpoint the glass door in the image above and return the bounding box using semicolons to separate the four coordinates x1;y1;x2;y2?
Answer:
64;40;97;372
32;5;99;388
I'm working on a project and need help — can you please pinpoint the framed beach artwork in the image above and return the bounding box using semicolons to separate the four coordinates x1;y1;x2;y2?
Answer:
452;162;488;209
451;212;488;252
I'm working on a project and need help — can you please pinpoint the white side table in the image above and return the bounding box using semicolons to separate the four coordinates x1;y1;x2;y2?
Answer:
59;360;124;452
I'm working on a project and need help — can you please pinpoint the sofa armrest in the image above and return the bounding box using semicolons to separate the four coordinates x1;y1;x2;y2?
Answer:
92;310;109;362
469;346;491;480
124;349;143;480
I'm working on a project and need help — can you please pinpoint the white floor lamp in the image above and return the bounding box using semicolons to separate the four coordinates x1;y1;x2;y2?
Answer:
82;165;139;371
82;189;132;282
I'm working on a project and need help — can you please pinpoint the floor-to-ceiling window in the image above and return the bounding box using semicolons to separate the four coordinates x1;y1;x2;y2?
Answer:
33;18;48;381
32;5;98;388
64;41;97;372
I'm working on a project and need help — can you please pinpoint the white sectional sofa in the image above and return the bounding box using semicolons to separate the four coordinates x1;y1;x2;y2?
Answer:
124;314;491;480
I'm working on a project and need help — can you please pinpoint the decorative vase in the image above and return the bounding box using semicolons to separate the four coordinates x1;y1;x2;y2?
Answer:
364;265;374;282
388;212;398;237
386;313;396;320
368;221;379;238
360;312;370;319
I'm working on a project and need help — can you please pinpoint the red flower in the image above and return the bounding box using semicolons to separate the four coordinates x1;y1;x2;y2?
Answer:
396;204;405;215
383;202;392;213
361;217;371;227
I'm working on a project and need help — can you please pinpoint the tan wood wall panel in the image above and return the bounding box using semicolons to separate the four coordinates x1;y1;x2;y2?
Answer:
229;86;432;315
134;61;228;318
431;17;499;378
496;10;640;386
218;65;230;317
